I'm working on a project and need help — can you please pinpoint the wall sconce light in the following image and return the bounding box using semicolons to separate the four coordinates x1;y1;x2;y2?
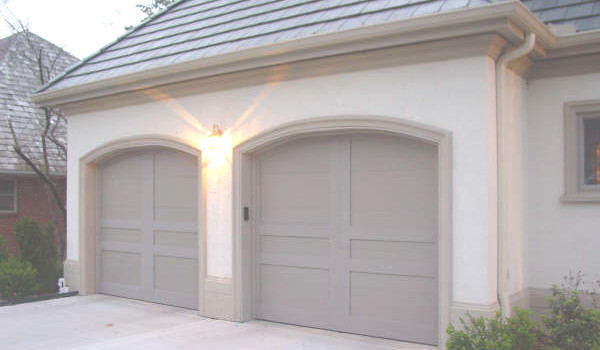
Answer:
203;124;231;167
205;124;223;150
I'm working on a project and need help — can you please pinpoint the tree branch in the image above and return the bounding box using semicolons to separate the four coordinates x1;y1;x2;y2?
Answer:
8;119;66;223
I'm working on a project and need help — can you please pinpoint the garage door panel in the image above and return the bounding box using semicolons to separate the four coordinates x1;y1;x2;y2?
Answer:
258;264;329;312
349;272;437;323
100;155;145;179
257;223;332;238
348;228;436;243
351;171;437;230
101;180;142;206
260;235;329;256
346;317;437;345
100;219;141;230
101;250;142;286
258;253;330;270
100;242;143;254
100;227;142;244
258;138;333;174
154;150;197;178
101;180;142;221
153;221;197;232
154;255;198;294
256;303;332;330
350;241;437;277
100;282;144;297
153;289;198;310
260;172;330;225
154;179;197;222
154;230;197;248
351;134;437;172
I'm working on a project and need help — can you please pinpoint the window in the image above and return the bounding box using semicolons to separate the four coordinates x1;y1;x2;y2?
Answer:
0;180;17;213
563;101;600;202
583;118;600;186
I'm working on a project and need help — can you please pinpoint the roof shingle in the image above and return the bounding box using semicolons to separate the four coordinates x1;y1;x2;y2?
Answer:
40;0;600;94
0;32;78;174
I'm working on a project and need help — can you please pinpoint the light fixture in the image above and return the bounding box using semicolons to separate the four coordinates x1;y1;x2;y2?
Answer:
205;124;223;150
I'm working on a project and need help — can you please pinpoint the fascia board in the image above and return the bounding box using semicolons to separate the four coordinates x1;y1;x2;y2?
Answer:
548;30;600;58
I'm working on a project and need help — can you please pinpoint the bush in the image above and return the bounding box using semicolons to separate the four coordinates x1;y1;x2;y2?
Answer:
543;284;600;350
14;217;59;293
0;235;9;261
0;257;40;299
446;273;600;350
446;309;544;350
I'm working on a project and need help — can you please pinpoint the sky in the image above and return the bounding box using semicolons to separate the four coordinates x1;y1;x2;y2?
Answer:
0;0;147;59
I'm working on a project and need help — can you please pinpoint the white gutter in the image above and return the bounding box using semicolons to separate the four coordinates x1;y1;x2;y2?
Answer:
495;32;536;318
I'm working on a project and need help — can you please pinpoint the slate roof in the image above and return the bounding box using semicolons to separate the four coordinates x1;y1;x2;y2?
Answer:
522;0;600;32
41;0;600;94
0;32;78;174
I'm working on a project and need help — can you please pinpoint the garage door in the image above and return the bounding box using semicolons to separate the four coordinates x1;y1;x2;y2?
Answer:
254;133;438;345
98;149;199;309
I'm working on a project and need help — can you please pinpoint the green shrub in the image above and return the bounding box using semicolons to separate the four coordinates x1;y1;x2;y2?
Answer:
14;217;59;293
446;273;600;350
543;284;600;350
0;257;40;299
446;309;544;350
0;235;9;261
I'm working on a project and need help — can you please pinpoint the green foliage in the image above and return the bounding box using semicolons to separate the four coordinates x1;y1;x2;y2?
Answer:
14;217;59;293
446;309;544;350
136;0;176;18
0;257;40;299
126;0;176;29
0;235;9;261
447;273;600;350
543;284;600;350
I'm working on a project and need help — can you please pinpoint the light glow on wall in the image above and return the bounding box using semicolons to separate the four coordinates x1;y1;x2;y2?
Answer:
202;124;232;168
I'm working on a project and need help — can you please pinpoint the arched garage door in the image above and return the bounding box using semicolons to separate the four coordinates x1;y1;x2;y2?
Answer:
254;133;438;345
98;148;199;309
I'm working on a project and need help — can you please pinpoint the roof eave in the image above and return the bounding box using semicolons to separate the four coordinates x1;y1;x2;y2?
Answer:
0;169;66;177
31;0;556;107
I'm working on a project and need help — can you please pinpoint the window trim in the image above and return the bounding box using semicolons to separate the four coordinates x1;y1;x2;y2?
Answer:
563;100;600;202
0;179;17;214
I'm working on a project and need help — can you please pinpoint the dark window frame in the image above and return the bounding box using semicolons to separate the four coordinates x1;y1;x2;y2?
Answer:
0;179;17;213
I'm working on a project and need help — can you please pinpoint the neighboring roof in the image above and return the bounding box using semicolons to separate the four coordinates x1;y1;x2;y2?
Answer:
0;32;78;174
36;0;600;97
522;0;600;32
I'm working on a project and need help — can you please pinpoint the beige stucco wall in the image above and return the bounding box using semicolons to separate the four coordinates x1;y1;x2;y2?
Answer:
527;72;600;288
66;55;499;306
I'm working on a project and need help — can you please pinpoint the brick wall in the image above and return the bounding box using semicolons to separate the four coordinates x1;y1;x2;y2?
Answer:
0;175;66;257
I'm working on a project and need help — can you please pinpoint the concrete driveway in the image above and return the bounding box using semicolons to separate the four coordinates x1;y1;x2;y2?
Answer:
0;295;437;350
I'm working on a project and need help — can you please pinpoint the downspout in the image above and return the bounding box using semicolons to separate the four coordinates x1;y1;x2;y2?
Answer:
496;32;536;318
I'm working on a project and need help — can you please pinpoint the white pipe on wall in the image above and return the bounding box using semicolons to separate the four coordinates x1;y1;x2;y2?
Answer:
496;32;536;318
